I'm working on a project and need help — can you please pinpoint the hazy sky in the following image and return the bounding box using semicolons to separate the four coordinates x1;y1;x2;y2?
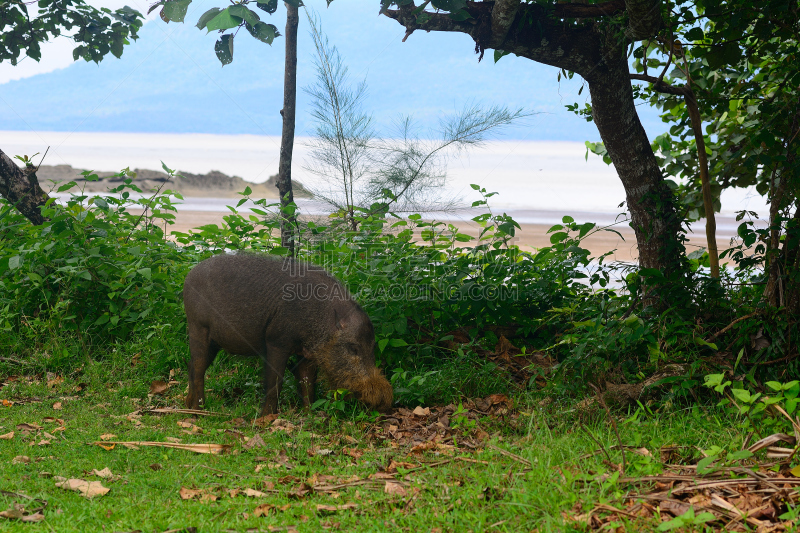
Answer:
0;0;666;141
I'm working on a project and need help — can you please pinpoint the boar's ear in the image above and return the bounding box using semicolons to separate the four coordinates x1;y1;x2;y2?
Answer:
334;309;347;331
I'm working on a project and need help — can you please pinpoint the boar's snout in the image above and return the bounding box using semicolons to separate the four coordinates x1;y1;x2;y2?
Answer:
356;367;393;412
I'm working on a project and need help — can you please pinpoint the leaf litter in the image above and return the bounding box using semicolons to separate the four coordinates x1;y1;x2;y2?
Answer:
564;432;800;531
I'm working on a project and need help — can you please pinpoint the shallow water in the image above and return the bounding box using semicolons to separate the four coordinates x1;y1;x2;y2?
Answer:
4;130;768;228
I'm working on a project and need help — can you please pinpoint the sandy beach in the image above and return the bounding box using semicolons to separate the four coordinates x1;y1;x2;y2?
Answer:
166;209;733;263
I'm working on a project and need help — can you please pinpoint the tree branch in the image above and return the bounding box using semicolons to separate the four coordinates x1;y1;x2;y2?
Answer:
0;148;50;225
553;0;626;18
630;73;685;95
490;0;521;48
384;2;604;77
624;0;664;40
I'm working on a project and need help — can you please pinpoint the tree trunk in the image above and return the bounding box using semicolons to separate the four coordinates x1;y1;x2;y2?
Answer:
684;88;719;278
0;148;50;225
765;103;800;309
276;4;299;255
587;53;685;275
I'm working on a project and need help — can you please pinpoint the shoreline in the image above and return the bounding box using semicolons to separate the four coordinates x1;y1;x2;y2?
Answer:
164;208;737;263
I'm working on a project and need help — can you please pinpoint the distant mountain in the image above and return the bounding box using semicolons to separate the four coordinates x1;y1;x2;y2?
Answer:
0;1;663;141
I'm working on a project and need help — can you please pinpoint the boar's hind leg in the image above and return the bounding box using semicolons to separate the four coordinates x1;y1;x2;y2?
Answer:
292;358;317;408
186;324;219;410
261;343;290;416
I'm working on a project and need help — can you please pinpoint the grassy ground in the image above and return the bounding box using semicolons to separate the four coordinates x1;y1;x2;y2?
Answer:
0;353;744;533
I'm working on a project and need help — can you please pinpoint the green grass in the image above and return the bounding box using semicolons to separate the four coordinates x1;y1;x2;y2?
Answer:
0;352;748;532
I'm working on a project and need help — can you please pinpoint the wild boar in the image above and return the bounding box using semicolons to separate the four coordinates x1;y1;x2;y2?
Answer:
183;253;392;415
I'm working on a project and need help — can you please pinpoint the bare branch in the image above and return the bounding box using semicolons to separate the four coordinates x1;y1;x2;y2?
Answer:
630;73;685;95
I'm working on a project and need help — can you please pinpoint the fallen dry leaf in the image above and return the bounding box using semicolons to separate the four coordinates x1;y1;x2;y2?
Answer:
368;472;395;480
46;374;63;388
91;467;114;479
99;434;116;441
177;420;203;434
146;407;223;417
384;481;407;497
149;380;169;396
412;406;431;417
271;419;296;432
12;456;30;464
243;488;268;498
307;447;334;457
288;483;313;499
16;423;42;431
254;414;279;427
0;432;13;440
178;487;217;502
253;504;274;517
96;443;116;451
55;477;110;498
52;402;62;410
93;441;230;455
243;434;266;450
342;447;363;460
0;503;45;523
42;417;65;425
316;503;358;512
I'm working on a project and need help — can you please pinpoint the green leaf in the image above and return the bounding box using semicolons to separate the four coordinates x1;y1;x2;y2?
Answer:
228;5;260;26
246;21;277;44
94;314;110;326
137;267;152;279
448;9;472;21
685;27;704;41
207;9;243;32
785;381;800;400
256;0;278;14
731;388;752;403
161;0;192;23
766;381;783;391
786;398;798;414
696;456;717;474
378;338;389;353
431;0;466;10
695;338;718;350
389;339;408;348
494;49;510;63
728;449;753;462
8;255;20;270
704;373;724;388
215;34;234;66
196;7;222;30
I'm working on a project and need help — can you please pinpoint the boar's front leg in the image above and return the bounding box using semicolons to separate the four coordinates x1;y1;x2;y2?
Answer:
292;357;317;408
260;343;290;416
186;323;219;410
